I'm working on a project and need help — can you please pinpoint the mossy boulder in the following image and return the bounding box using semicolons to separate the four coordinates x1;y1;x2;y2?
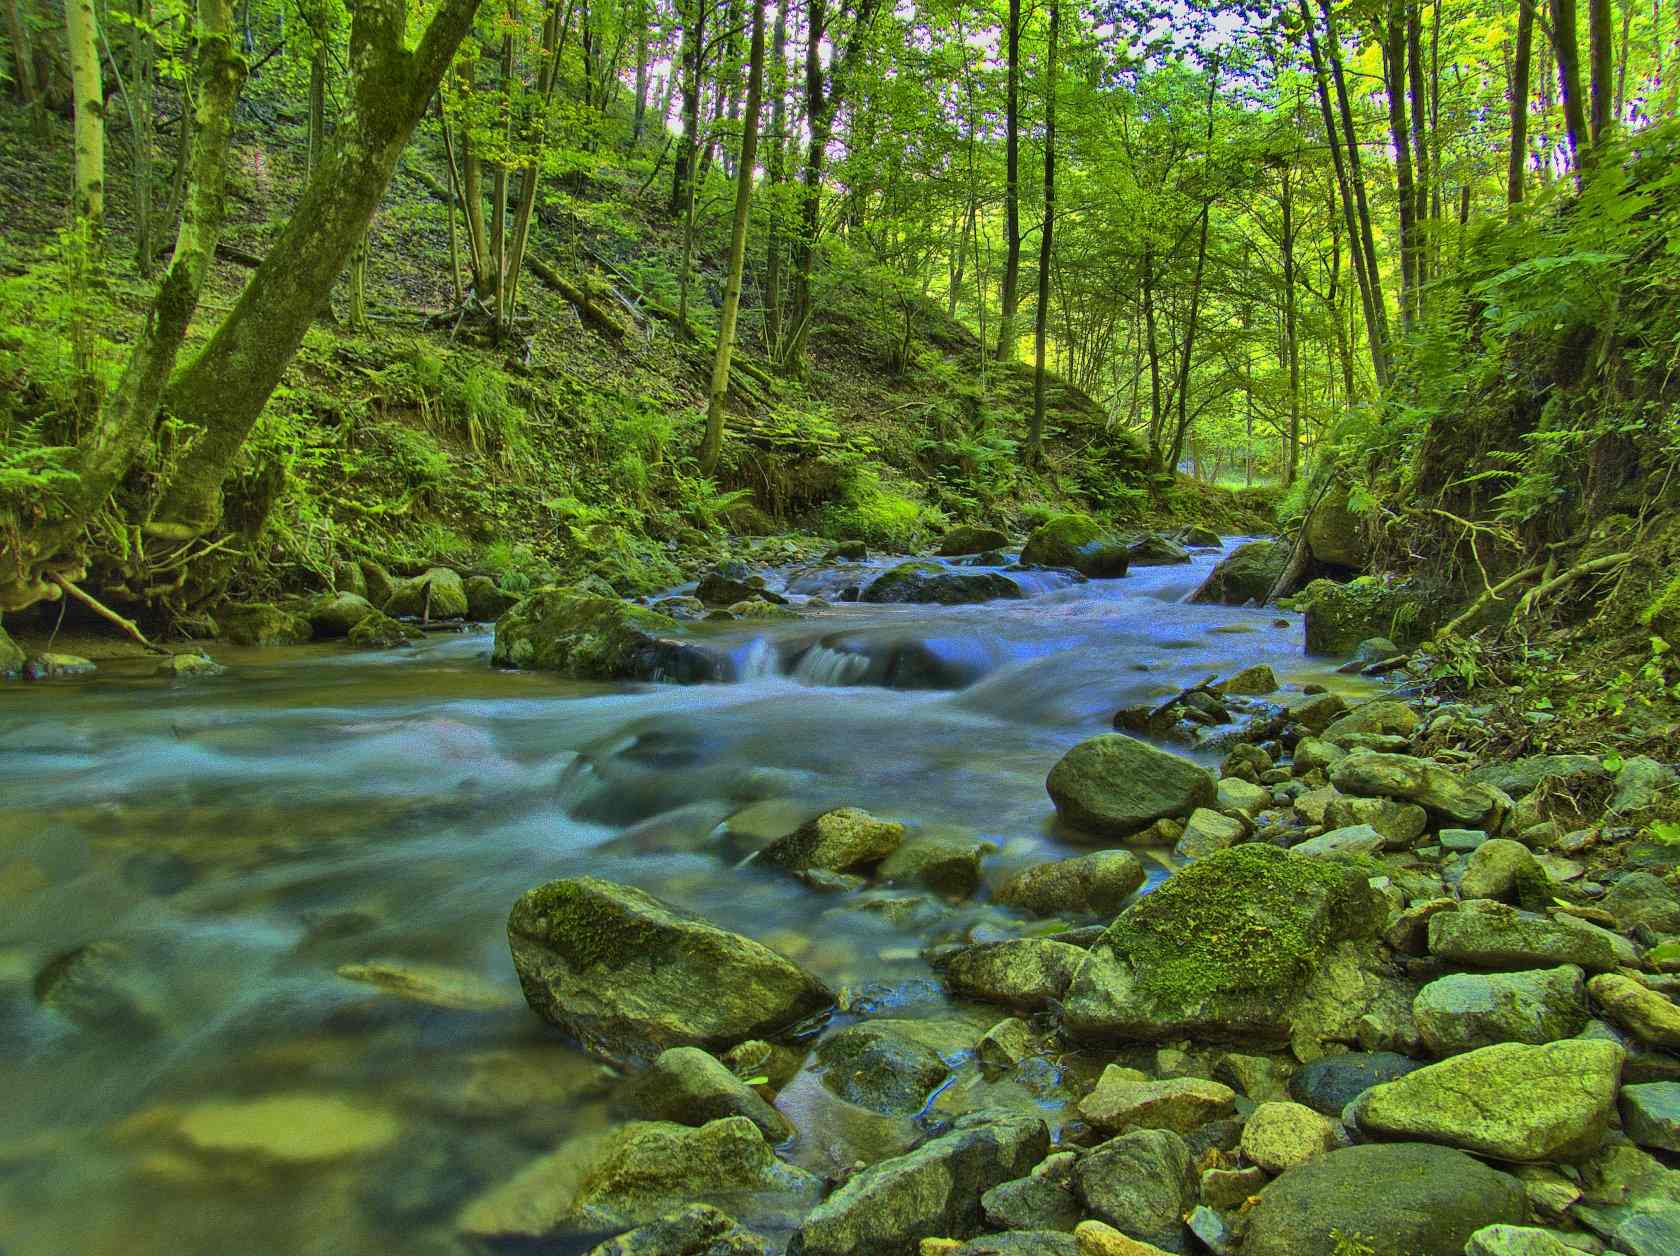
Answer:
507;876;832;1066
1062;844;1386;1045
358;559;399;607
1046;734;1216;840
567;1117;823;1232
1304;483;1369;569
0;622;24;677
759;807;906;874
1240;1142;1525;1256
1020;515;1129;578
1190;539;1288;605
219;603;314;647
492;589;715;682
465;575;518;621
862;561;1024;605
995;851;1146;918
347;611;423;649
1126;533;1192;566
1348;1039;1623;1161
303;591;377;638
696;569;782;607
383;567;469;619
938;525;1011;556
727;598;800;620
1295;576;1445;656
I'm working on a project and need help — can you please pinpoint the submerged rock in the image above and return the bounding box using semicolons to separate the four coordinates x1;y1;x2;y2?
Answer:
788;1113;1049;1256
1062;845;1384;1047
814;1020;955;1115
174;1093;400;1164
492;589;715;681
155;652;226;677
507;876;832;1066
1239;1142;1525;1256
1046;735;1216;840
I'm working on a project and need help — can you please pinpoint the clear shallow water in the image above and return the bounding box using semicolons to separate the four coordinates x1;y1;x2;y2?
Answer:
0;543;1359;1255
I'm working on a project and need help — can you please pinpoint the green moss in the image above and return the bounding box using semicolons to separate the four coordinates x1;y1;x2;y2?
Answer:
1102;844;1369;1008
491;588;681;678
513;878;677;974
1641;572;1680;637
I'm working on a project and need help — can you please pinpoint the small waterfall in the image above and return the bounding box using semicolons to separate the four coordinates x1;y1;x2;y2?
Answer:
791;644;871;687
735;637;780;681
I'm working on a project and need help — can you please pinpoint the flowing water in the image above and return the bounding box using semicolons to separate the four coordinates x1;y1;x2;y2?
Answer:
0;542;1360;1255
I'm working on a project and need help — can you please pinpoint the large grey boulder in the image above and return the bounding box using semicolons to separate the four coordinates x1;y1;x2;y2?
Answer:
1046;735;1216;840
1190;540;1288;606
1239;1142;1525;1256
1348;1039;1623;1162
787;1114;1049;1256
1061;845;1385;1047
507;877;832;1066
1413;966;1588;1056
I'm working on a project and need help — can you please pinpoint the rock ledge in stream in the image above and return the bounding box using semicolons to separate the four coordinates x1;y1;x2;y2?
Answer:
1045;735;1216;840
862;561;1024;605
1062;844;1385;1047
491;589;716;682
507;876;833;1066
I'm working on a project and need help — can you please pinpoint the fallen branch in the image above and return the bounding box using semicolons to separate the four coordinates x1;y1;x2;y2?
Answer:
524;254;630;340
49;573;170;654
1439;562;1546;637
1514;553;1632;618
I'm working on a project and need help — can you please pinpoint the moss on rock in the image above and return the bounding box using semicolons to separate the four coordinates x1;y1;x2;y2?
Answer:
1020;514;1129;577
492;588;715;682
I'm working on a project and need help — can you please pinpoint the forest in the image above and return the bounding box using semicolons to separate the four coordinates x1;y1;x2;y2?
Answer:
2;0;1680;1254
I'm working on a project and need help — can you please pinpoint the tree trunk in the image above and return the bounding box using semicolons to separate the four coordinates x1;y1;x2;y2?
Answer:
66;0;104;233
1321;0;1390;378
1588;0;1614;143
5;0;38;105
1384;1;1418;331
669;0;702;215
781;0;880;371
762;0;788;355
1551;0;1588;162
1509;0;1535;206
994;0;1020;363
128;0;157;277
153;0;486;535
631;0;650;142
1281;161;1301;488
1163;70;1218;478
700;0;766;474
3;0;245;610
1405;0;1430;297
1027;0;1057;466
1300;0;1388;388
502;0;573;331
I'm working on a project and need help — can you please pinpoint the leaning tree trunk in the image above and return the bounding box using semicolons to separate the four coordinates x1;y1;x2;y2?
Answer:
2;0;245;612
700;0;766;474
151;0;486;537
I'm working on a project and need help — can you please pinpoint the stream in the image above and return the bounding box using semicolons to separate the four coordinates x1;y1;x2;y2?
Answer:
0;541;1364;1255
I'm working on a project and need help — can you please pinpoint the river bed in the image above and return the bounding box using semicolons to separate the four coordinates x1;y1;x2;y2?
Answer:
0;542;1366;1254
